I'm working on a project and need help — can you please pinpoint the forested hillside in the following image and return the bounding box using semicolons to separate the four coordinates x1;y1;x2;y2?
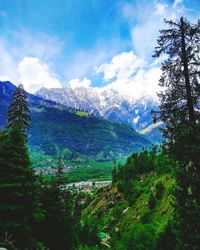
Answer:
80;149;176;249
0;81;151;163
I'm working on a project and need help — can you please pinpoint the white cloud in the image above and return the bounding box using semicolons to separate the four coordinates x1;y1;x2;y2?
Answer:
18;57;61;93
0;39;19;83
105;66;161;100
0;31;64;92
95;51;161;100
69;77;91;88
154;3;168;16
173;0;183;8
95;51;145;82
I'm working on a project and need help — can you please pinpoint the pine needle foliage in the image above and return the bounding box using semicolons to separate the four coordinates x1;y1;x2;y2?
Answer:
7;83;31;133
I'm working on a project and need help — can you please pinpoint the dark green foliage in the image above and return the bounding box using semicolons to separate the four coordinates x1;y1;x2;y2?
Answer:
154;17;200;249
155;181;164;199
112;203;127;219
37;165;79;250
0;86;43;249
141;210;152;224
0;82;87;249
119;223;157;250
156;223;176;250
29;105;151;161
153;18;200;133
54;158;66;186
112;148;172;200
7;84;31;132
148;192;156;209
112;161;118;183
81;148;177;249
80;215;100;247
0;127;42;249
113;148;156;183
155;150;176;175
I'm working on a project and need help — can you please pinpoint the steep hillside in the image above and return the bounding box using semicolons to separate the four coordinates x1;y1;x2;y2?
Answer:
30;105;150;160
0;81;151;163
80;151;176;249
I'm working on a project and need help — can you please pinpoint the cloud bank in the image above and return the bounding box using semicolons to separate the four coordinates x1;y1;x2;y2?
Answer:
18;57;61;93
95;51;161;100
69;77;91;88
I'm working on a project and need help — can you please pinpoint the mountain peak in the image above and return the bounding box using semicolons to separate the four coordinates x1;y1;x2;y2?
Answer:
35;85;161;139
0;81;17;97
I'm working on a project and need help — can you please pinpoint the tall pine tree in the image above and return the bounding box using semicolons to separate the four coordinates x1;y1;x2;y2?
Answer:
7;83;31;132
153;17;200;143
0;84;42;249
153;17;200;249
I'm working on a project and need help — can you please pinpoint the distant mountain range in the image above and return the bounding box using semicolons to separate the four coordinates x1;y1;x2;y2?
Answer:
36;86;163;142
0;81;152;164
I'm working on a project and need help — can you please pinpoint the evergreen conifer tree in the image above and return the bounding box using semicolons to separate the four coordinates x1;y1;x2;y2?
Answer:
0;84;42;249
54;158;66;188
7;83;31;132
153;17;200;249
153;17;200;144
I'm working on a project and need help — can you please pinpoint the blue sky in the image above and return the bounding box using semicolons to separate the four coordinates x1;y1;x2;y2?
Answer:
0;0;199;97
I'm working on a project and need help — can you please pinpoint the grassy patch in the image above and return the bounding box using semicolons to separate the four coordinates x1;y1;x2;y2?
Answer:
76;111;89;116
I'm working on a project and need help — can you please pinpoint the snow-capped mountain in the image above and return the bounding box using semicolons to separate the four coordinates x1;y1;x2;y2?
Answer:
35;86;160;134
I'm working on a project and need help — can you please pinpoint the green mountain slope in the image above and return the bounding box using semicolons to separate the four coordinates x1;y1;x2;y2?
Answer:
30;105;151;161
0;81;151;164
80;151;176;249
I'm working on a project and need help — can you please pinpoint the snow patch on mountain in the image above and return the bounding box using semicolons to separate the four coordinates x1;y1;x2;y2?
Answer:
133;116;140;124
35;86;160;132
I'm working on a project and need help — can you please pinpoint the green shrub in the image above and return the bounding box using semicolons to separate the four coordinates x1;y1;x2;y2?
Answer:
120;223;157;250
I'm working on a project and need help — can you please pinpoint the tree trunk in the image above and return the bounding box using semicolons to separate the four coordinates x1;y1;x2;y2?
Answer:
180;17;196;123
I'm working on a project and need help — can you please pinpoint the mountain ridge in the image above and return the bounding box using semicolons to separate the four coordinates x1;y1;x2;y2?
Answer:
36;85;163;143
35;86;162;138
0;81;152;164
